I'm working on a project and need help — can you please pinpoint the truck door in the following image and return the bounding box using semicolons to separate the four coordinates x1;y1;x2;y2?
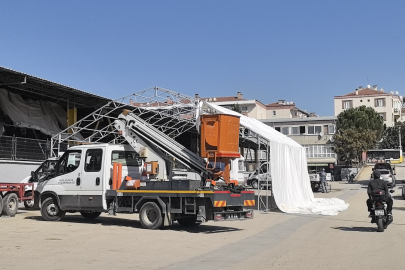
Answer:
78;148;104;211
51;150;83;210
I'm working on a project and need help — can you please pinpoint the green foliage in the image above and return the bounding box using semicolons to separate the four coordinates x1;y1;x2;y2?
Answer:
380;121;405;150
333;106;384;163
230;103;242;113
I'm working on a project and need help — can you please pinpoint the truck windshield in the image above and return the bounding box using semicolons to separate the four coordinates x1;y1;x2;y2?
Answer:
111;151;142;166
34;159;58;182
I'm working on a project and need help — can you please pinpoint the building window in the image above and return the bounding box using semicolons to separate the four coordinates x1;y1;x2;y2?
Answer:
328;125;335;134
305;145;337;158
307;125;322;135
300;126;305;134
273;111;276;116
241;106;248;112
291;127;300;135
342;100;352;109
281;127;289;135
375;98;386;107
378;113;386;120
275;127;281;132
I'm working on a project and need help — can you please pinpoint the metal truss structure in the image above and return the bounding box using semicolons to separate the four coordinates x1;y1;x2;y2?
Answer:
51;87;200;157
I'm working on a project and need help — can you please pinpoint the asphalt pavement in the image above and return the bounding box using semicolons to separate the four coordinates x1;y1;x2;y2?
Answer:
1;165;405;270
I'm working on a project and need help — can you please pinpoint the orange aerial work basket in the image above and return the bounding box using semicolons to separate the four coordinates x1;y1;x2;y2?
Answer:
200;114;241;159
200;114;241;186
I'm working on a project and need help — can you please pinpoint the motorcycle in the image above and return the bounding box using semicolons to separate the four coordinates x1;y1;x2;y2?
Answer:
370;189;394;232
347;173;357;183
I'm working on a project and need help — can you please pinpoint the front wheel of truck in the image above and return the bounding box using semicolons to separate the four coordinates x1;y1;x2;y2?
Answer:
41;197;66;221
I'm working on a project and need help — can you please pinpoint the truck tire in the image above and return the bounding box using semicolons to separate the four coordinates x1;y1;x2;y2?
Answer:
80;211;101;219
2;193;19;217
24;191;35;210
41;197;66;221
139;202;163;230
177;215;201;227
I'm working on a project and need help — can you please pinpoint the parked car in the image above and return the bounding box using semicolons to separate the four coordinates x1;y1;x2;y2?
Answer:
371;162;396;188
378;169;396;188
247;162;271;189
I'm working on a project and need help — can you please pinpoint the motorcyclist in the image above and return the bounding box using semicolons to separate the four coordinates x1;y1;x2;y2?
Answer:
366;170;393;217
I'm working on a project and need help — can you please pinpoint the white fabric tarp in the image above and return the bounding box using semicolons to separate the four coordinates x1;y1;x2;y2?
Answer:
205;102;349;216
0;88;66;136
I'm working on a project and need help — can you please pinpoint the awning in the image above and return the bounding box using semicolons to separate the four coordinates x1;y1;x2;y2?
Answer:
307;158;336;164
307;163;329;166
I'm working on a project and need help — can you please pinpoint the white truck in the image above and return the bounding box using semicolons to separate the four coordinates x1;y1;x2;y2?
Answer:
36;111;255;229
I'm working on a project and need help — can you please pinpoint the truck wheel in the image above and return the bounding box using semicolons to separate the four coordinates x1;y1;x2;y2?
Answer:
80;211;101;219
2;193;19;217
251;180;258;189
139;202;163;230
41;197;66;221
177;215;201;227
24;191;35;210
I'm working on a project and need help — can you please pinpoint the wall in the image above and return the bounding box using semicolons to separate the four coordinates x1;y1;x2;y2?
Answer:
266;108;291;119
0;162;42;183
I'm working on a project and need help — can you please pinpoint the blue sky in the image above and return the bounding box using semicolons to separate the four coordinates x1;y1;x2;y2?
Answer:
1;1;405;116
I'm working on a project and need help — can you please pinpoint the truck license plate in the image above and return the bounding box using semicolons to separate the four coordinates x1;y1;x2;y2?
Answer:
375;210;384;216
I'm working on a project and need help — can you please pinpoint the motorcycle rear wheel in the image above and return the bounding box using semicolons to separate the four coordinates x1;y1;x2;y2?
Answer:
377;218;385;232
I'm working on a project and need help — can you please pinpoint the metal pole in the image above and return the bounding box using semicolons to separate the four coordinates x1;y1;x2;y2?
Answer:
399;126;402;161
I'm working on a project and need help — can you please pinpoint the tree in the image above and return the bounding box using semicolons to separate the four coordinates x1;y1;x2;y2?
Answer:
333;106;384;164
380;121;405;150
230;103;242;113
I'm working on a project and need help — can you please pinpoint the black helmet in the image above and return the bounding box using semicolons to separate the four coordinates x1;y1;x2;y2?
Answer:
373;170;381;179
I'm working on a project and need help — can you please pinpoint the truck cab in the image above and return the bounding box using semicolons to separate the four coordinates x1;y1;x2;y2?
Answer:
37;144;143;216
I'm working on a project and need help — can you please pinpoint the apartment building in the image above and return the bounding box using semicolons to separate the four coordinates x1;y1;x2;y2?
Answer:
266;100;311;118
334;85;402;127
196;92;267;119
196;92;313;120
261;116;337;167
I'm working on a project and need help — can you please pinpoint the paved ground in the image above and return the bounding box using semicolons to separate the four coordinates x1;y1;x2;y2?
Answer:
1;166;405;270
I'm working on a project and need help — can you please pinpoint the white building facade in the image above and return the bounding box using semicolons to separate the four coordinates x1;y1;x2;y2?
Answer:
334;85;402;127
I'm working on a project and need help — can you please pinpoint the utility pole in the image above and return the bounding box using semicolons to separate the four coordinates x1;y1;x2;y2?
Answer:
399;126;402;162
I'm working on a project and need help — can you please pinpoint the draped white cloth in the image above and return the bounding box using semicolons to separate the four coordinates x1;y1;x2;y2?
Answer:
205;102;349;216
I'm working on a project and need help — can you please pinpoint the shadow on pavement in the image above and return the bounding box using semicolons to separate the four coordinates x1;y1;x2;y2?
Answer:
353;180;370;186
392;206;405;211
25;215;243;233
331;226;375;232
